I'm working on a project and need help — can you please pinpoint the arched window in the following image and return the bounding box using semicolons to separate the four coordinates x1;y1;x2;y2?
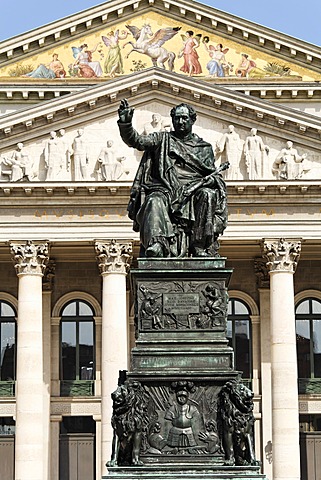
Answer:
296;298;321;384
227;298;252;383
0;300;16;396
60;300;95;396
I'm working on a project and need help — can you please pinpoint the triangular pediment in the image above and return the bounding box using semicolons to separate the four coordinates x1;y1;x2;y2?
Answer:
0;68;321;185
0;0;320;83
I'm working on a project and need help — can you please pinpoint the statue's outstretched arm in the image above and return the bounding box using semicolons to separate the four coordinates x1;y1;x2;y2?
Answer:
118;98;135;123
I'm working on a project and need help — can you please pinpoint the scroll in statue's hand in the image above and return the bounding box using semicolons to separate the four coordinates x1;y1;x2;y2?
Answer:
118;98;135;123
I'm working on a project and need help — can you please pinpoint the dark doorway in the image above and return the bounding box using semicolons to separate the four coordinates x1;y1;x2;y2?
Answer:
59;416;95;480
0;417;15;480
300;433;321;480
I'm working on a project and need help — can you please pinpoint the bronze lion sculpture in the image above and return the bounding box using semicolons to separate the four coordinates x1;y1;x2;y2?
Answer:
107;379;149;467
218;380;259;466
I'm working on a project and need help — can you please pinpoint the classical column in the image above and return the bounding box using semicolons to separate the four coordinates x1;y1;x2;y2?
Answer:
262;238;301;480
95;240;132;475
10;240;49;480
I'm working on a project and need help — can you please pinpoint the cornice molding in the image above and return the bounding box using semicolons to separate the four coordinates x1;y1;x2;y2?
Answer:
2;80;321;105
1;69;321;149
0;182;131;199
1;179;321;200
0;0;320;74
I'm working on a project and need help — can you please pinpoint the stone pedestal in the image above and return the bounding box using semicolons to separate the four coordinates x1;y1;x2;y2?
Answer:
104;258;267;480
131;257;235;379
106;465;266;480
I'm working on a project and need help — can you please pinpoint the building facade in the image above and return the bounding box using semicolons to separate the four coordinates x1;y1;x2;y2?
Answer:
0;1;321;479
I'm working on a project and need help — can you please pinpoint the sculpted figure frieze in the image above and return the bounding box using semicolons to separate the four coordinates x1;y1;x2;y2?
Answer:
107;376;258;465
244;128;269;180
1;143;35;182
164;381;202;452
58;129;72;175
71;129;89;180
44;131;63;180
216;125;243;180
272;140;309;180
0;114;317;183
136;280;228;331
142;112;170;135
145;380;220;458
97;140;128;181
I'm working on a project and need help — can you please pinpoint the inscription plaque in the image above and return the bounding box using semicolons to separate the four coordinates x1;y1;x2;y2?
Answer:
163;293;199;315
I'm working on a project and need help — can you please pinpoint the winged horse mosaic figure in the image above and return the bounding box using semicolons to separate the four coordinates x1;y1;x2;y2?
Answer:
123;24;181;70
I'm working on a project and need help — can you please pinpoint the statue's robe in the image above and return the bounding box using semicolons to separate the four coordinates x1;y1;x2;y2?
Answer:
118;122;227;256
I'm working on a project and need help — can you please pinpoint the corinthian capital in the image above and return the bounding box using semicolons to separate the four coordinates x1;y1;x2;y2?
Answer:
10;240;49;276
262;238;301;273
95;240;132;275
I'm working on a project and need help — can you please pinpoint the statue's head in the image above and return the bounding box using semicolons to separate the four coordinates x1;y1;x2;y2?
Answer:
152;113;161;124
170;104;196;138
176;390;189;405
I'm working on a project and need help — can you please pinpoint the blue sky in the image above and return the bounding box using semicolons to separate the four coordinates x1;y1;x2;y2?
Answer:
1;0;320;46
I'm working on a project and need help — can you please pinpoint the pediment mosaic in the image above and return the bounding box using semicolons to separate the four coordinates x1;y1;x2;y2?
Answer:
1;102;320;183
1;12;320;82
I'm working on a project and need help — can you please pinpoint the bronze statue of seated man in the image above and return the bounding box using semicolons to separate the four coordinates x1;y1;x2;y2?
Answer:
118;99;228;258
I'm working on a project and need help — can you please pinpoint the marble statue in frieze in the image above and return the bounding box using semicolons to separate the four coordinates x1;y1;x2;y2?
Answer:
142;113;170;135
97;140;128;181
44;131;64;180
71;129;89;180
272;140;309;180
1;111;316;185
244;128;269;180
216;125;243;180
58;129;72;175
1;142;35;182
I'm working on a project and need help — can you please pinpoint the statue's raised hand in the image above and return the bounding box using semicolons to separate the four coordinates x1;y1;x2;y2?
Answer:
118;99;134;123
